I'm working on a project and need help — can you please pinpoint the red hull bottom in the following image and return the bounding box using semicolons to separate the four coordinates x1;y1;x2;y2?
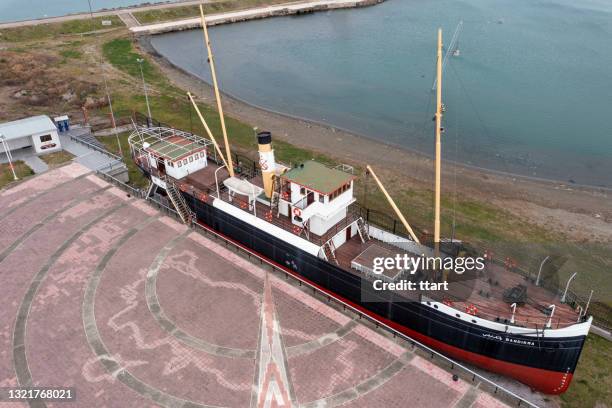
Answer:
196;221;574;395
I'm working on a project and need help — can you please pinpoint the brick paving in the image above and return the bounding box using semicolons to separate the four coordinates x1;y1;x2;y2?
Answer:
0;163;513;408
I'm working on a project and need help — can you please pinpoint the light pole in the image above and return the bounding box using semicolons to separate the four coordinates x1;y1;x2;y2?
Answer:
0;134;18;181
561;272;577;303
137;58;152;124
535;255;550;286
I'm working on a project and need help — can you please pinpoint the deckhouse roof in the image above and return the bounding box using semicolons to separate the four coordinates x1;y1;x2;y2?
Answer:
282;161;354;195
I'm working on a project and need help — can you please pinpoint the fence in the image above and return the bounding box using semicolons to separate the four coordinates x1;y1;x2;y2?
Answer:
69;131;122;162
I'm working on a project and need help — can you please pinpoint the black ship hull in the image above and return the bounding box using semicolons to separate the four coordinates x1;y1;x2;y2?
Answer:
182;192;587;394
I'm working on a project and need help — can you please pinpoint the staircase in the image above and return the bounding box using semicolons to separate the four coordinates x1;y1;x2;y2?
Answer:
357;217;371;243
165;178;192;225
323;240;338;265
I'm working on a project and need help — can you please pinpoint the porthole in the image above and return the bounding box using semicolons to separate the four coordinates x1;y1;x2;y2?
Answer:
433;305;438;309
455;314;461;318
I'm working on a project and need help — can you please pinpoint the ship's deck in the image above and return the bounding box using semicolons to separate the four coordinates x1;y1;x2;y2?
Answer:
333;235;580;329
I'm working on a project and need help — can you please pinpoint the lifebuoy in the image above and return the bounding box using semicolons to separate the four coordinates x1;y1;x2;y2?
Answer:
293;207;302;218
465;304;478;316
198;192;207;202
265;210;273;222
240;201;248;209
282;191;290;201
292;225;302;235
443;299;453;307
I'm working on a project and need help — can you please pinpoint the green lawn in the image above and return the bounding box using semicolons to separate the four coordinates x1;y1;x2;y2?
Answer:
0;16;123;42
134;0;291;24
39;151;74;167
0;161;34;189
95;132;149;189
561;334;612;408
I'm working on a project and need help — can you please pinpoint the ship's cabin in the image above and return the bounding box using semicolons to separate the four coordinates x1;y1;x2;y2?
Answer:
278;161;356;236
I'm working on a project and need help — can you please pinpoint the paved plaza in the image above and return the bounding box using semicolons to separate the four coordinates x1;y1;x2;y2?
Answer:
0;163;511;407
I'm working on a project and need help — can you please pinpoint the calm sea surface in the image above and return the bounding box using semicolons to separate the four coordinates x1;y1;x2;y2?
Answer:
149;0;612;187
0;0;177;22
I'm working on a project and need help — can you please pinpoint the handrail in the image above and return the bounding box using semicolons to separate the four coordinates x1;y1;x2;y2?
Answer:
69;132;122;161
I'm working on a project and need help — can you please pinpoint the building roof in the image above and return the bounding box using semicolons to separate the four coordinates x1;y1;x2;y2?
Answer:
0;116;56;141
282;161;354;194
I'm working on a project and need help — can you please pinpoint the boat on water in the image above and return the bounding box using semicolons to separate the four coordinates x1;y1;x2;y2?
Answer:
128;15;591;395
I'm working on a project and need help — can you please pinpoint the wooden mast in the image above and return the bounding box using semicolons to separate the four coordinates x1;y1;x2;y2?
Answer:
187;92;230;171
199;5;235;177
366;165;421;244
434;29;443;256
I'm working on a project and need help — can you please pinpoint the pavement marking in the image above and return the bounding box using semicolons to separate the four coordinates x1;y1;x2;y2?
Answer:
0;171;92;223
285;320;358;358
299;352;414;408
453;382;481;408
145;231;256;359
254;273;296;408
12;202;129;408
0;185;111;265
82;217;221;408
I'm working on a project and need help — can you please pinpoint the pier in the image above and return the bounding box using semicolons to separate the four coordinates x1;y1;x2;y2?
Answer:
130;0;384;35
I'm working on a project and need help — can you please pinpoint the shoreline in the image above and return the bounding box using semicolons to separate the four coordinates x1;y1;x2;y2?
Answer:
143;38;611;192
130;0;385;35
139;36;612;242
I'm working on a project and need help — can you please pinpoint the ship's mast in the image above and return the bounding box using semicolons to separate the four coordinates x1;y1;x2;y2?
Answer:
199;5;235;177
434;29;443;256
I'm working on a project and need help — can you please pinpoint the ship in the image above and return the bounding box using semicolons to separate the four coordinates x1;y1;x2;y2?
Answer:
128;13;591;395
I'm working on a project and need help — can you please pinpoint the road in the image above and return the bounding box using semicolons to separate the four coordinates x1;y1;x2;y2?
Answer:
0;0;211;29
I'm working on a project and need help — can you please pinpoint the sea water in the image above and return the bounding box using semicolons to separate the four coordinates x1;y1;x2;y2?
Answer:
149;0;612;187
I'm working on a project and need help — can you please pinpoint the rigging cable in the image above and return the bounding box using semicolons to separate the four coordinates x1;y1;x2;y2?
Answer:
86;0;122;156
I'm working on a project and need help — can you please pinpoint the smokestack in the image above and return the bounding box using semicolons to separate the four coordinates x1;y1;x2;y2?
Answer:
257;131;276;198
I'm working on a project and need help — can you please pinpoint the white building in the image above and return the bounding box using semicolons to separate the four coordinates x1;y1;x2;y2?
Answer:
0;115;62;154
279;161;356;237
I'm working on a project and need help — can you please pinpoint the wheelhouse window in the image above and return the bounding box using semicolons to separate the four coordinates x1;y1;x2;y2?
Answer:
40;134;52;142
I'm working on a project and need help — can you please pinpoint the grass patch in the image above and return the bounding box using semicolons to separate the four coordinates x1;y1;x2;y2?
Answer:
0;161;35;190
102;39;159;85
560;334;612;408
95;133;149;189
0;16;123;42
59;49;82;60
39;151;74;167
134;0;290;24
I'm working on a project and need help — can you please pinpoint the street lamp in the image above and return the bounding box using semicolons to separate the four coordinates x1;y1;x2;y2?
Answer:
137;58;152;124
0;134;18;181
